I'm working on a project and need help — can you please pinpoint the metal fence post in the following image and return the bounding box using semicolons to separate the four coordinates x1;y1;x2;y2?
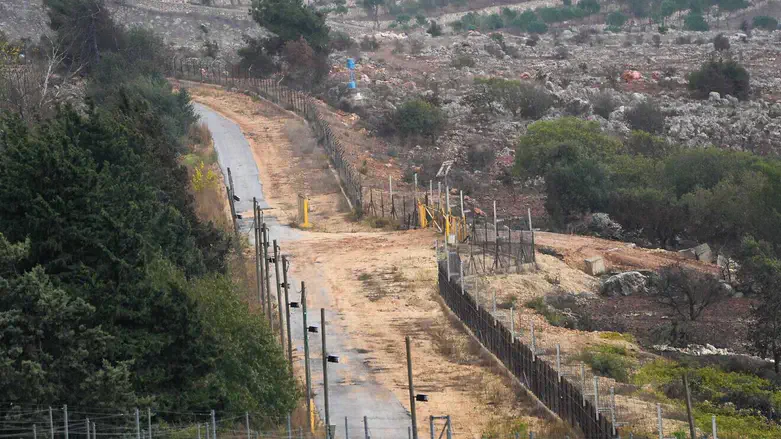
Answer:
321;308;330;439
147;408;152;439
406;336;418;439
344;417;349;439
283;256;293;367
657;403;663;439
363;416;369;439
135;408;140;439
246;413;250;439
445;416;452;439
429;417;434;439
274;240;285;348
594;377;600;420
211;409;217;439
302;281;313;433
712;415;717;439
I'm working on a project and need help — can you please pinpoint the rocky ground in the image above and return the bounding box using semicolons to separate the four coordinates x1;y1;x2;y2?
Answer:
321;1;781;218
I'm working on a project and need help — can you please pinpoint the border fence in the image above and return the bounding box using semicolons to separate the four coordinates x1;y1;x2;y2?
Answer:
437;255;618;439
166;57;364;212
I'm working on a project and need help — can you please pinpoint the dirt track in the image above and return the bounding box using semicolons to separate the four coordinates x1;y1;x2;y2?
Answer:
185;83;565;438
182;83;728;438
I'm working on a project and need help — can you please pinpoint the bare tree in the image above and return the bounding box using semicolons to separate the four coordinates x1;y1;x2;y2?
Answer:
653;264;725;321
0;33;82;121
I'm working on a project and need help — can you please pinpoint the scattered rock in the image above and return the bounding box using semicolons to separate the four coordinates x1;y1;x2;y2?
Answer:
601;271;648;297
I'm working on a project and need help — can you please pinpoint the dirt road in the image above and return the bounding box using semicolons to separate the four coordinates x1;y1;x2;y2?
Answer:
195;103;412;438
189;86;564;439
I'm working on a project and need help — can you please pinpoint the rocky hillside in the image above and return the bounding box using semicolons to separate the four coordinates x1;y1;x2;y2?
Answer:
0;0;260;53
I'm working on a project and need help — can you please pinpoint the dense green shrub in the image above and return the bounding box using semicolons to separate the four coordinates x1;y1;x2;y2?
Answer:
515;118;623;178
527;20;549;34
467;144;496;169
449;3;594;33
360;35;381;50
591;90;617;119
713;33;730;51
525;297;575;328
579;345;634;382
513;117;781;249
684;12;709;31
606;11;628;26
329;30;356;50
626;131;676;158
688;59;750;100
752;15;778;30
427;20;444;36
393;99;447;139
451;53;476;68
625;100;666;134
577;0;601;14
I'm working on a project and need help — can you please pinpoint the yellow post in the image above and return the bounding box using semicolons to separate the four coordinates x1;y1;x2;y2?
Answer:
298;194;312;228
418;202;428;228
309;398;315;433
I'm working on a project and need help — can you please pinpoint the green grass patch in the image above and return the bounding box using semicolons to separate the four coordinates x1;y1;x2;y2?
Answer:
525;297;570;327
633;358;781;437
579;344;634;382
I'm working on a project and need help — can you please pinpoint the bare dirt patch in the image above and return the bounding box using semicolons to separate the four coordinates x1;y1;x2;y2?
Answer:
283;230;570;438
534;232;720;274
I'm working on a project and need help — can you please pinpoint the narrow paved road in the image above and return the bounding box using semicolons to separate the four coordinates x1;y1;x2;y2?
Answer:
194;104;411;439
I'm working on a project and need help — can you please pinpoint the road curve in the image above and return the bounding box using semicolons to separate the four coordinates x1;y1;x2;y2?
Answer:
194;103;411;439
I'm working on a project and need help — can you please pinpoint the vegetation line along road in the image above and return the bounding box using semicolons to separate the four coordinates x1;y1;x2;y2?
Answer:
0;0;298;435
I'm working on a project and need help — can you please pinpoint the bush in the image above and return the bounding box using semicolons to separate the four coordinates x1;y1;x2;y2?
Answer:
525;297;576;328
330;31;356;51
752;15;778;31
675;35;692;44
450;53;476;68
626;130;675;158
427;20;444;36
409;38;425;55
577;0;601;14
467;144;496;169
688;59;750;100
579;345;634;382
591;90;617;119
684;12;709;31
515;82;553;119
606;11;628;27
625;100;666;134
527;20;549;34
526;34;540;46
282;37;329;88
713;33;730;51
360;35;380;50
553;45;569;59
652;34;662;47
393;99;447;139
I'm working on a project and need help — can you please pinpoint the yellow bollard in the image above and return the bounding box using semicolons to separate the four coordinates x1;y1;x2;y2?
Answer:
418;202;428;228
298;194;312;228
309;398;315;433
